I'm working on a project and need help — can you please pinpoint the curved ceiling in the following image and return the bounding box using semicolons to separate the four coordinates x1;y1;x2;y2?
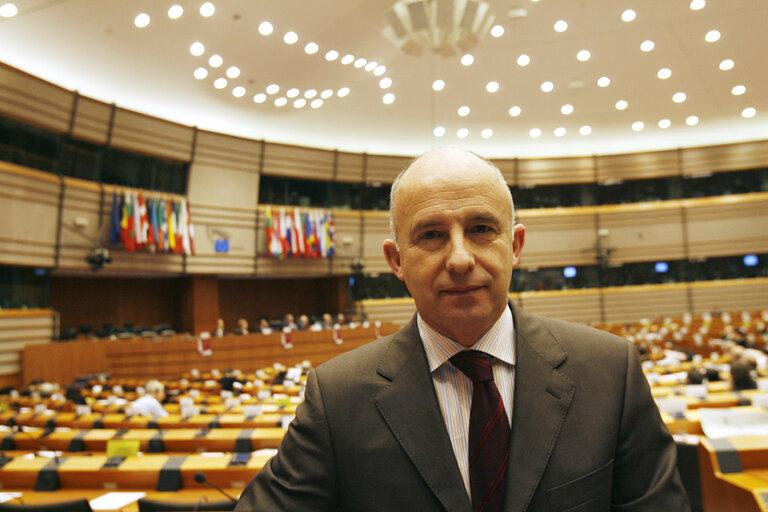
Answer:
0;0;766;158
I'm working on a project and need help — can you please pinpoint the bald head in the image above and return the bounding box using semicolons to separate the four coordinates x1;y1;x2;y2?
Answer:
389;148;514;241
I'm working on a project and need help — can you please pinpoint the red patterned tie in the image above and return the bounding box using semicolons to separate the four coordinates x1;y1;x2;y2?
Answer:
450;350;510;512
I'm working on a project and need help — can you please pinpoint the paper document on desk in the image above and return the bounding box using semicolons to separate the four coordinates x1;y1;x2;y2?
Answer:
89;492;146;510
0;493;22;503
699;408;768;438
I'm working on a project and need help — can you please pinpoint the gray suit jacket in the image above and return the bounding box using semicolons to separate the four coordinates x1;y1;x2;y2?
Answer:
236;304;690;511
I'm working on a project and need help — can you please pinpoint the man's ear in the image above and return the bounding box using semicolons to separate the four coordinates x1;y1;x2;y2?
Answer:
383;239;405;281
512;224;526;267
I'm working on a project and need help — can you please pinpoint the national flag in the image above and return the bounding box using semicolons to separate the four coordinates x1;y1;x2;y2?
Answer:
138;192;149;247
110;192;121;247
174;200;183;253
186;200;195;255
293;208;305;257
319;213;328;257
265;206;274;257
326;213;336;257
146;197;156;248
304;210;313;258
287;210;297;256
279;208;289;258
132;191;141;247
158;198;167;252
180;198;191;255
167;199;176;252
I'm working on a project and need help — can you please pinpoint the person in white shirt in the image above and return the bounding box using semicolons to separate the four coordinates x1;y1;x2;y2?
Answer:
130;380;168;417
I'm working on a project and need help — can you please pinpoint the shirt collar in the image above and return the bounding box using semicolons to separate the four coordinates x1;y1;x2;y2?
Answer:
418;304;515;373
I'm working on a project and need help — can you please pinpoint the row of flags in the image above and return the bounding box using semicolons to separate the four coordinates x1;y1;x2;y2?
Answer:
110;190;195;254
265;206;335;259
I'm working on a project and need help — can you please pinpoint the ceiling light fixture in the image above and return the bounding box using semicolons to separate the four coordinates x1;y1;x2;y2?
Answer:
457;128;469;138
508;106;521;117
213;78;227;89
486;81;499;93
190;42;205;56
0;3;18;17
615;100;628;110
374;65;387;76
541;81;554;92
382;0;495;56
672;92;687;103
199;2;215;17
321;89;334;99
621;9;636;22
266;84;280;95
305;42;319;54
686;115;699;126
561;104;574;115
719;59;734;71
134;13;150;28
640;40;655;52
597;76;611;87
632;121;644;131
690;0;705;10
325;50;339;61
432;79;445;91
311;99;324;109
434;126;446;137
283;31;298;44
208;55;223;67
294;98;307;108
577;50;591;61
742;107;756;118
287;88;300;98
529;128;542;138
226;66;240;78
458;105;470;116
481;128;493;138
383;93;396;104
731;85;746;95
193;68;208;80
704;30;720;42
354;57;367;68
232;87;246;98
365;61;378;72
461;54;474;66
379;77;393;89
658;119;671;128
337;87;350;97
554;127;566;137
304;90;317;99
258;22;273;36
579;125;592;135
168;5;183;19
253;93;267;103
275;97;288;107
341;54;354;65
517;54;530;67
554;20;568;32
657;68;672;79
491;25;504;37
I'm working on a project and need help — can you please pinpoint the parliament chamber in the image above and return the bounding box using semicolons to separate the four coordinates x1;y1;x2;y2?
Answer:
1;1;768;508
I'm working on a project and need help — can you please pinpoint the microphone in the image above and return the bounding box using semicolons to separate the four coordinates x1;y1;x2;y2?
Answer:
194;471;237;504
14;426;61;465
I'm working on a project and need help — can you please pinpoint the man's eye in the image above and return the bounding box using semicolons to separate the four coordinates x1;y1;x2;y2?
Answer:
471;225;493;233
421;230;441;240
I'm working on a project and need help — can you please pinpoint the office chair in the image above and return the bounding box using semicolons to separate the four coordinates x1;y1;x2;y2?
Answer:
0;498;93;511
136;498;236;511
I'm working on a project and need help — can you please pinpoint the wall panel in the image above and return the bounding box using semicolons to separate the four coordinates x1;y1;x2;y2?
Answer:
0;63;72;134
56;177;104;270
361;211;391;274
517;289;602;324
70;96;112;145
683;140;768;176
689;278;768;314
185;203;257;275
517;156;595;186
493;158;516;184
329;210;362;275
517;207;597;268
598;203;686;263
193;131;262;174
261;142;334;180
601;284;690;323
365;154;410;184
358;298;416;325
596;149;679;182
110;109;194;162
336;151;364;183
0;310;55;382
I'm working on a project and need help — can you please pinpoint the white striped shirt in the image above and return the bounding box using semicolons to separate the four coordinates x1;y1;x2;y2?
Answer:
418;306;516;498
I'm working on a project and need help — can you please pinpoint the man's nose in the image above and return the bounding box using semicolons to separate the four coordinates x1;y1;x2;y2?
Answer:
445;234;475;274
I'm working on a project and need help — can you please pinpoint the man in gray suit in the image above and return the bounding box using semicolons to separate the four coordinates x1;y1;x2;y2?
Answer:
236;148;690;511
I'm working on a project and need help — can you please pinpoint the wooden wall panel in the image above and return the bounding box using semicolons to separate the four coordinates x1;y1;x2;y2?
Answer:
689;278;768;314
516;208;598;268
0;310;54;380
361;211;391;274
682;140;768;176
56;178;104;271
596;149;680;182
685;193;768;259
70;96;112;145
193;131;262;174
329;210;362;276
601;284;690;323
0;162;60;267
365;154;410;184
358;298;416;325
517;156;595;186
110;109;194;162
598;203;686;263
493;158;516;185
185;203;257;275
261;142;334;180
0;63;72;134
518;289;602;324
22;339;107;386
188;163;259;210
336;151;364;183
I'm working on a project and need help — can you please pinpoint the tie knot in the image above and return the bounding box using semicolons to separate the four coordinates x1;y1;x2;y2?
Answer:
450;350;494;383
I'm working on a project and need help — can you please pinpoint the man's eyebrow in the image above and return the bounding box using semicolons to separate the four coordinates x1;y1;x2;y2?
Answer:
411;219;443;233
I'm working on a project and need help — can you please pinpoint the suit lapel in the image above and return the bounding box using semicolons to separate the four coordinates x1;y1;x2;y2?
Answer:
505;304;576;512
375;318;472;512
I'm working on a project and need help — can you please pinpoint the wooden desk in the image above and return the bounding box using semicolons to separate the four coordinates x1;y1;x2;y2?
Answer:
699;435;768;512
0;489;243;511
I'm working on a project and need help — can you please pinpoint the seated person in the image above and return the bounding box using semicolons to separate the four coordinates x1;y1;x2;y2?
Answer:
258;317;273;334
335;313;346;327
213;318;225;337
297;314;311;330
234;318;249;335
131;380;169;417
218;368;243;392
283;313;298;331
730;358;757;390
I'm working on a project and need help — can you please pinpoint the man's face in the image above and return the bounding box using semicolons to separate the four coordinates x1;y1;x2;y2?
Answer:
383;150;524;346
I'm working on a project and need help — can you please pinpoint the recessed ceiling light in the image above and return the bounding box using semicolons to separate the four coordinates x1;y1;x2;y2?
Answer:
199;2;215;17
432;79;445;91
673;92;687;103
341;54;354;65
311;99;323;109
213;78;227;89
597;76;611;87
190;42;205;56
304;89;317;99
253;93;267;103
294;98;306;108
337;87;350;97
554;20;568;32
632;121;644;131
134;13;150;28
321;89;333;99
283;31;298;44
354;57;367;68
658;119;671;128
621;9;636;22
461;54;474;66
529;128;542;138
731;85;746;95
374;65;387;76
615;100;628;110
208;55;223;67
577;50;591;61
719;59;734;71
193;67;208;80
486;81;499;93
379;77;392;89
640;40;655;52
579;125;592;135
325;50;339;61
657;68;672;79
554;127;566;137
168;5;183;19
305;42;319;55
365;61;377;72
274;97;287;107
232;87;246;98
266;84;279;95
742;107;757;118
508;106;521;117
226;66;240;78
561;104;574;115
481;128;494;139
286;88;299;98
258;22;273;36
690;0;706;10
434;126;446;137
491;25;504;37
686;115;699;126
457;128;469;139
382;93;395;105
0;3;18;17
517;54;530;66
541;81;554;92
705;30;720;42
458;106;470;117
